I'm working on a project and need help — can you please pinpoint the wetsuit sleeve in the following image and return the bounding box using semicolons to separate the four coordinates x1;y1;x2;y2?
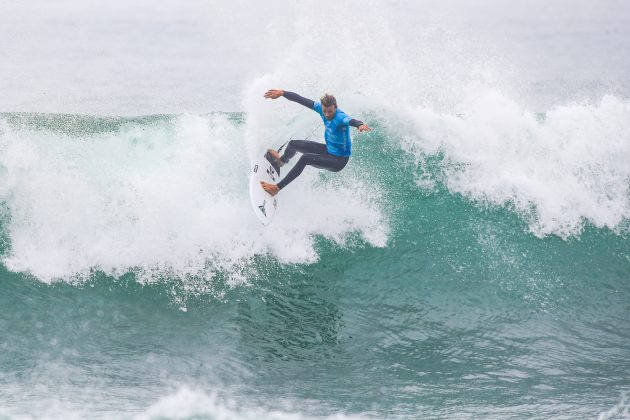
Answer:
348;118;364;128
282;91;316;110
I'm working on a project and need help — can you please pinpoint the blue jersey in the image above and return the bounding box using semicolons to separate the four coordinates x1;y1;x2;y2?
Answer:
313;102;352;157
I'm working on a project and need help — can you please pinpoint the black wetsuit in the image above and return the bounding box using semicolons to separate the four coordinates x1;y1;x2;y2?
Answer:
277;91;364;190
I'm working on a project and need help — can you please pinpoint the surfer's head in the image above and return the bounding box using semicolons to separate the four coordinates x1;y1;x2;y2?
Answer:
321;93;337;120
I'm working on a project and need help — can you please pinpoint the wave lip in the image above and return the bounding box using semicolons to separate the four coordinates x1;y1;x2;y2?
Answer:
402;93;630;238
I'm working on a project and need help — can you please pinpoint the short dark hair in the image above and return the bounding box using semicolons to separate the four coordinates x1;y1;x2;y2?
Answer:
321;93;337;108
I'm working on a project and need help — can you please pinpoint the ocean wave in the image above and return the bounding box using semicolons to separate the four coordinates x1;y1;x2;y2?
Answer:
0;113;387;284
398;92;630;238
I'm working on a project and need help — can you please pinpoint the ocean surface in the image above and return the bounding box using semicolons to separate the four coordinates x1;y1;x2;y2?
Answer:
1;0;629;419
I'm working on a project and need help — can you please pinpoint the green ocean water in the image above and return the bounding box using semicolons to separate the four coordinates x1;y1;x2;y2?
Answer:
0;113;629;419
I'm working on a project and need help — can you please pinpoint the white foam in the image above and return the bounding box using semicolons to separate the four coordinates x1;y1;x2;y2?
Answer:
598;392;630;420
0;386;366;420
135;387;365;420
237;0;630;239
398;91;630;238
0;113;387;284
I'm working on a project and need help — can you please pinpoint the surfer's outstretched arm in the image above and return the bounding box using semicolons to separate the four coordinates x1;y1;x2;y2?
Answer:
264;89;371;132
282;91;315;109
264;89;315;110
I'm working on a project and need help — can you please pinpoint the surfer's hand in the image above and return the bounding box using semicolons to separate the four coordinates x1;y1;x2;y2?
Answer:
264;89;284;99
358;124;371;132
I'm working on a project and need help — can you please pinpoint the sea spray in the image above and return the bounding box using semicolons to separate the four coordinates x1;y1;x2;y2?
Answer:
0;113;387;284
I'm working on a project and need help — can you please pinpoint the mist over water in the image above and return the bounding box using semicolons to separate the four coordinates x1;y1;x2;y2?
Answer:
0;0;629;418
2;0;630;114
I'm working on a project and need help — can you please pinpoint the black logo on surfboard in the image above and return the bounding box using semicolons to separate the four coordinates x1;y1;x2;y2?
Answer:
258;200;267;217
266;166;276;182
264;151;281;177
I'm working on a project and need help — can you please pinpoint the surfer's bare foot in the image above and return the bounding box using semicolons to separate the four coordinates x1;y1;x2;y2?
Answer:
260;181;280;196
267;149;284;167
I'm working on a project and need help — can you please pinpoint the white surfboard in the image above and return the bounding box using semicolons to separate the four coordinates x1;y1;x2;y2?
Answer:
249;150;280;226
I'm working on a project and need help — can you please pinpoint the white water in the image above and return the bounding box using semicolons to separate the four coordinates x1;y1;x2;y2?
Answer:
135;387;365;420
0;114;387;284
236;0;630;238
0;386;365;420
399;92;630;238
0;0;629;282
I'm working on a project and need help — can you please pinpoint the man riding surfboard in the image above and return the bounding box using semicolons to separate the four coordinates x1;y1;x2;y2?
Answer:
260;89;371;196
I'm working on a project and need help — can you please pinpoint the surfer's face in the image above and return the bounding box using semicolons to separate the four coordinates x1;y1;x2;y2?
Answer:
322;104;337;120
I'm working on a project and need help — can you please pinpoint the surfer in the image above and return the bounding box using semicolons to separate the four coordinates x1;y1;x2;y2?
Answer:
260;89;371;196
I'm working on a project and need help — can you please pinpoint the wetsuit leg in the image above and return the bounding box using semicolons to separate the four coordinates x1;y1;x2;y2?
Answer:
277;153;349;190
280;140;327;163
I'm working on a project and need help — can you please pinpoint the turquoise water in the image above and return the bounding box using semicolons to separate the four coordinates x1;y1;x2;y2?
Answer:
3;0;630;417
0;112;628;418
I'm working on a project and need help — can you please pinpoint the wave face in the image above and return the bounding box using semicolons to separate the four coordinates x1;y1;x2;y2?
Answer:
1;0;630;418
0;108;628;419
